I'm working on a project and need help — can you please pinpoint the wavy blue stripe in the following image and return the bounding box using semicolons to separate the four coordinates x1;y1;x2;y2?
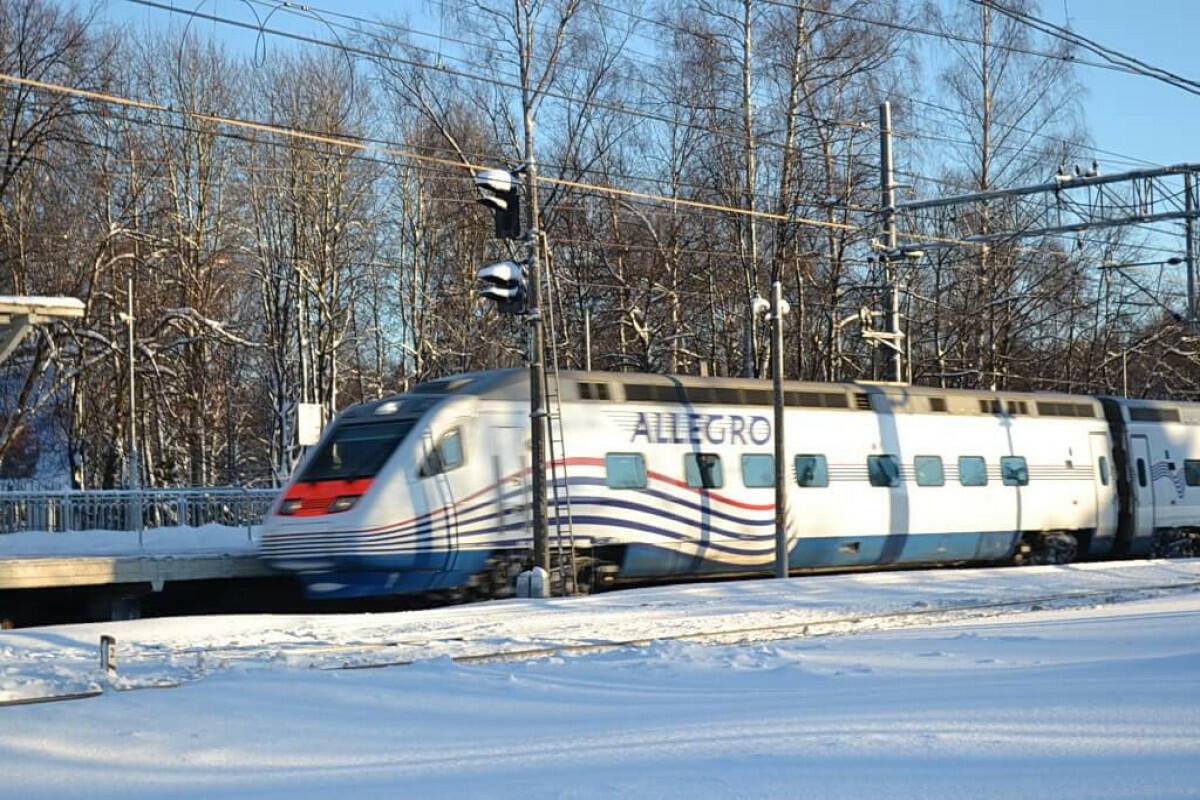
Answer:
303;475;768;544
564;515;772;557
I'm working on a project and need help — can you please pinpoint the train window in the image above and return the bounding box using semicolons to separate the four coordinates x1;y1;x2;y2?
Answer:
685;453;724;489
867;455;901;487
1136;458;1148;488
419;428;464;477
1099;456;1110;486
794;455;828;487
958;456;987;487
299;419;416;482
741;454;774;488
605;453;647;489
1185;460;1200;487
913;455;944;487
576;381;611;401
440;429;464;470
1001;456;1029;486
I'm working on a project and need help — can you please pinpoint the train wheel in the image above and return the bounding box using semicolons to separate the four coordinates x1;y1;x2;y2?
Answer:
1028;532;1077;565
572;558;594;596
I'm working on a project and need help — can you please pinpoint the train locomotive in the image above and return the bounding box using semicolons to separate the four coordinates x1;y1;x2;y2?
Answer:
260;369;1200;599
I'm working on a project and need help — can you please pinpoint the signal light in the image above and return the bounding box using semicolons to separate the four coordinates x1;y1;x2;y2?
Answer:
475;169;522;240
477;259;527;314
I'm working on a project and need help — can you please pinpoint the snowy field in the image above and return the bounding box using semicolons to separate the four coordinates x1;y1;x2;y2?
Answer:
2;560;1200;799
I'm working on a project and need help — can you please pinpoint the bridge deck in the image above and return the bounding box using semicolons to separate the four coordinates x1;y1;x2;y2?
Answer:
0;553;276;591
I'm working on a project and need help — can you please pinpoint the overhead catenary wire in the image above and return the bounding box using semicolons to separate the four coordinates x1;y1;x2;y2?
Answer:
0;70;859;234
117;0;1167;225
223;0;1161;177
973;0;1200;99
7;69;1185;272
122;0;872;159
20;2;1191;265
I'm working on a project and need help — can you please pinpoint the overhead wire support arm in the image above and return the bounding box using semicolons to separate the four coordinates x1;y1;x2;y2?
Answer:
895;163;1200;213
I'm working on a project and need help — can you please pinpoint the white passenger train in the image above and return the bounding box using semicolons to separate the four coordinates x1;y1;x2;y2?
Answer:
259;369;1200;598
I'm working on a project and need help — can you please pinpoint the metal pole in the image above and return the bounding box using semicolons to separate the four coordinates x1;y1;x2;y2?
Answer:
743;303;756;378
127;277;138;492
880;101;902;383
524;113;549;579
1186;172;1196;328
584;303;592;372
771;280;787;579
127;276;142;540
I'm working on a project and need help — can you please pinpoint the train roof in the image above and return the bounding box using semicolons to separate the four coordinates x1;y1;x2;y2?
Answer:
344;369;1200;423
1100;395;1200;425
558;370;1106;419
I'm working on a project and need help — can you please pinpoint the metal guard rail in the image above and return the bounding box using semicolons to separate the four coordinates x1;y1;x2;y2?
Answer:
0;488;279;534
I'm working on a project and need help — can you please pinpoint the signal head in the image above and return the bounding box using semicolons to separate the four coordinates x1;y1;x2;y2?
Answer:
475;169;516;210
477;260;526;312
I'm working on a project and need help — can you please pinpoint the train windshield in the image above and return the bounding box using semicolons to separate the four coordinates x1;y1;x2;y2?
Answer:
297;419;416;482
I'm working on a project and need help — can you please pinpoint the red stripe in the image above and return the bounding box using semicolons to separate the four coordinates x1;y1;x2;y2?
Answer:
270;454;772;536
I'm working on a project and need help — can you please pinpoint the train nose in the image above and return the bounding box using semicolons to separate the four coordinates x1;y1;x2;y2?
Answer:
275;481;372;517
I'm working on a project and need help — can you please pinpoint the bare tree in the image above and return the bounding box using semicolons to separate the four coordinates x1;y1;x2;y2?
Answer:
0;0;115;483
244;51;380;481
916;0;1087;389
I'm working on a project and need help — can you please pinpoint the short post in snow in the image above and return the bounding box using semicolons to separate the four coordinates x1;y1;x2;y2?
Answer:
99;634;117;676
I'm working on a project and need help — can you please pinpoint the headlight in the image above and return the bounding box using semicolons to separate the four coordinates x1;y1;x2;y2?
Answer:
328;495;360;513
278;498;303;516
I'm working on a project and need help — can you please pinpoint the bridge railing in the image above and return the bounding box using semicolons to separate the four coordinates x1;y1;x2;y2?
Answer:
0;488;280;534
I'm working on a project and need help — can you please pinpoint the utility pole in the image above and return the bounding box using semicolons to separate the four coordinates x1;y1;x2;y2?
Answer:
126;276;138;493
878;100;903;383
1186;173;1196;328
523;105;549;579
124;275;142;536
583;301;593;371
770;280;787;578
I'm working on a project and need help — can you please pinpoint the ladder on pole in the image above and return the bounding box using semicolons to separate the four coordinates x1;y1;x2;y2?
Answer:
538;235;580;594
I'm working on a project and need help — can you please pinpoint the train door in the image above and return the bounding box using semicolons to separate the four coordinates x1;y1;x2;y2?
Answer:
491;425;531;547
1130;434;1156;546
413;424;467;572
1088;432;1118;543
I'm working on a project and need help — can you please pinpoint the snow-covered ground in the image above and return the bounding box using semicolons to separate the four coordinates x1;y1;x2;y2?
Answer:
2;560;1199;799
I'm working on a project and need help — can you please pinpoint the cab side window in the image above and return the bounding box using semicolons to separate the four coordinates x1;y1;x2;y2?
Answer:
420;428;464;477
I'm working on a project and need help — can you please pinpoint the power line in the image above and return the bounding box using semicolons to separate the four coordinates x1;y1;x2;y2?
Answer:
122;0;868;160
119;0;1173;225
755;0;1155;79
0;70;858;234
975;0;1200;99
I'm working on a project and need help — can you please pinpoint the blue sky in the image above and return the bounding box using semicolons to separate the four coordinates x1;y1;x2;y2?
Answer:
1062;0;1199;168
